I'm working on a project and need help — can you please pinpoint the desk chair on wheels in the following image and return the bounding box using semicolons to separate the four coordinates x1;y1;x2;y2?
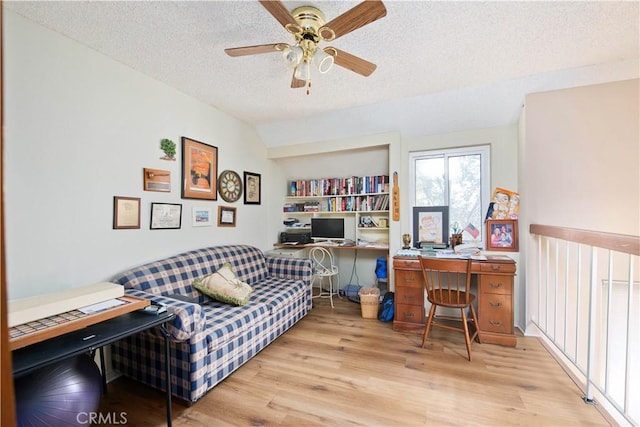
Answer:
309;246;340;308
418;256;480;361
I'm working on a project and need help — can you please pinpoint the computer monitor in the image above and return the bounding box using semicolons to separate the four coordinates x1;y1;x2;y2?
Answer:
310;218;345;242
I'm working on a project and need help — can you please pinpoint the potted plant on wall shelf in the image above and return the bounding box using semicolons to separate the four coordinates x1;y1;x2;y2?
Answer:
160;138;176;161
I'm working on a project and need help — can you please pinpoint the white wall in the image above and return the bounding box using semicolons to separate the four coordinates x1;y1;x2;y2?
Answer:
4;11;273;300
522;79;639;235
521;79;640;331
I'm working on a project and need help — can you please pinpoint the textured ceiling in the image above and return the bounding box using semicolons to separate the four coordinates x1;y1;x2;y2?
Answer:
5;1;639;147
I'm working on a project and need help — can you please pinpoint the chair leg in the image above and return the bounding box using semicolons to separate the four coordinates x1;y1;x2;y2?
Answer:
460;308;472;362
421;304;436;348
470;303;481;343
328;276;335;308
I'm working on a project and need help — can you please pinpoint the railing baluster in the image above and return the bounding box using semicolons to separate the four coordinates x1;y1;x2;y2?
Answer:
605;250;613;394
624;256;633;415
584;246;597;404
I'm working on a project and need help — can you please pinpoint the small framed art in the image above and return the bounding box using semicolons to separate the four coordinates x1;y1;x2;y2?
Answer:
113;196;141;229
181;137;218;200
218;206;236;227
413;206;449;248
485;219;518;251
243;171;261;205
150;203;182;230
192;207;213;227
143;168;171;192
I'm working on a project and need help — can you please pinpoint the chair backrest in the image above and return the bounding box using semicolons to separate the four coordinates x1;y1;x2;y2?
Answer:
309;247;338;276
418;256;473;306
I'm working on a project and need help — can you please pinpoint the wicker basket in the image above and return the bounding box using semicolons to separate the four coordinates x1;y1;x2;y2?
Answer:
359;288;380;319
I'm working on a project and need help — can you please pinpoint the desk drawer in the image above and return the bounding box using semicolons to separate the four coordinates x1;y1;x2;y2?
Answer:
481;263;516;274
395;303;424;324
478;294;512;334
393;258;420;270
395;270;423;288
396;286;423;306
480;275;513;295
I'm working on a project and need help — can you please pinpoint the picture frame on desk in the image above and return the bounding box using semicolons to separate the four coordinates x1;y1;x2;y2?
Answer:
413;206;449;248
486;219;518;251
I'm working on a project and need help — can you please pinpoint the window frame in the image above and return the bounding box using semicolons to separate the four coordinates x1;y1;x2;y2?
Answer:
409;145;491;245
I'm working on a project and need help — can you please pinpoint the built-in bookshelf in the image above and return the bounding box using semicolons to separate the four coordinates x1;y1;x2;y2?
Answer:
283;175;390;246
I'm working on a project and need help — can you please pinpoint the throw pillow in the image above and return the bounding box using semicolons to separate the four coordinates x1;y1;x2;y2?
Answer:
193;263;253;306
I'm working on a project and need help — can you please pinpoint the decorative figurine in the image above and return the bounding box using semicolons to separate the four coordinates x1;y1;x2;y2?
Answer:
402;233;411;249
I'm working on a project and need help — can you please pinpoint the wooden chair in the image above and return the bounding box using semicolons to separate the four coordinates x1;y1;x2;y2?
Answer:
418;256;480;361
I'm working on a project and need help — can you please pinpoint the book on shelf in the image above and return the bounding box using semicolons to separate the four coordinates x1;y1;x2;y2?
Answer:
288;175;390;197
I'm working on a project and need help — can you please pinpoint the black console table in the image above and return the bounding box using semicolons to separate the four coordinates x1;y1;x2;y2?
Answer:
13;310;175;426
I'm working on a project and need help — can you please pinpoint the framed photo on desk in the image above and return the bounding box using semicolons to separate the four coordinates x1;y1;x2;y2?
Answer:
413;206;449;247
486;219;518;251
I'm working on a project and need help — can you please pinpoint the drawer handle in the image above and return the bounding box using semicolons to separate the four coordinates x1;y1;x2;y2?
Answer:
404;295;414;302
489;302;502;307
490;265;502;271
490;282;503;289
404;312;414;318
404;275;415;283
489;320;503;327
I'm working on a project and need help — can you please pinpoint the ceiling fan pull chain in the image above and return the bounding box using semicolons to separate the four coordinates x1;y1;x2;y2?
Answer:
306;81;311;96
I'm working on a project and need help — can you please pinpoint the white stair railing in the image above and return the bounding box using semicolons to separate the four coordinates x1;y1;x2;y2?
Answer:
529;225;639;426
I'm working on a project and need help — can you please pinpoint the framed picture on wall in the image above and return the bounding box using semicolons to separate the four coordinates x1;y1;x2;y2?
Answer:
113;196;141;229
181;137;218;200
150;203;182;230
218;206;236;227
192;207;213;227
485;219;518;251
413;206;449;248
243;171;261;205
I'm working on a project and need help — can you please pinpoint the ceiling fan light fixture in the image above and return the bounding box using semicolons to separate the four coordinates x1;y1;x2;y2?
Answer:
313;48;334;74
294;60;311;82
282;45;303;68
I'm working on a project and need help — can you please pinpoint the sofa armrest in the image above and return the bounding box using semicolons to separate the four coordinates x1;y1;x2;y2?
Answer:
124;288;205;342
265;256;313;287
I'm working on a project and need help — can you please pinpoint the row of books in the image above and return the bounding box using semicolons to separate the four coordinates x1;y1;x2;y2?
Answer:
288;175;390;197
283;194;390;213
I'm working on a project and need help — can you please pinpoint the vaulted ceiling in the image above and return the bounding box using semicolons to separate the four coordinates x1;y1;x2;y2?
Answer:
6;1;639;147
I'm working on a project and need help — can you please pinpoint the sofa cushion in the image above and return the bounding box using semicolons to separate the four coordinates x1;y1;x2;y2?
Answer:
193;263;253;306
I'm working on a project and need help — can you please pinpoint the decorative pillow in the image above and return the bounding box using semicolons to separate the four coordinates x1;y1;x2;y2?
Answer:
193;263;253;306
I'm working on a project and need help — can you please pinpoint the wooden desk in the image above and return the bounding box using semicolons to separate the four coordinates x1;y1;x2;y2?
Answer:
273;243;389;251
393;255;517;347
9;296;149;350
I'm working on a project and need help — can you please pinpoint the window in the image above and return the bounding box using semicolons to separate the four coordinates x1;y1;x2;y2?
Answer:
409;145;490;244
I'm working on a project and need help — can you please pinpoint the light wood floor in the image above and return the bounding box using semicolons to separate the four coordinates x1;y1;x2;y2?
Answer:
100;297;610;426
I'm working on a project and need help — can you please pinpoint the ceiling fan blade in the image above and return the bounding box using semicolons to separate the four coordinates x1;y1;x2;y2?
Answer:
291;70;306;88
327;47;377;77
225;44;280;57
259;0;297;28
324;0;387;40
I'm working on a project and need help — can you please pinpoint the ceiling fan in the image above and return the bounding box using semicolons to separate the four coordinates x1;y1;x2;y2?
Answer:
224;0;387;93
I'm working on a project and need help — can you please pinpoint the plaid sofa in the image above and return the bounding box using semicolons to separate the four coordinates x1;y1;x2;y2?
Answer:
110;245;312;404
